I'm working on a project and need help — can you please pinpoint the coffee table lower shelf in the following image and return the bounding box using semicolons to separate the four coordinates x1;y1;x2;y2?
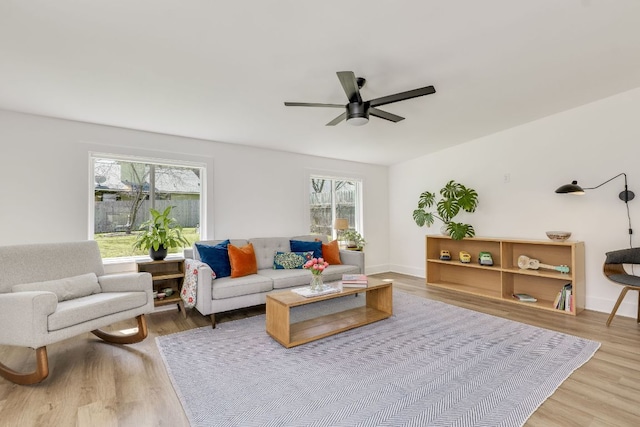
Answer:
266;281;392;348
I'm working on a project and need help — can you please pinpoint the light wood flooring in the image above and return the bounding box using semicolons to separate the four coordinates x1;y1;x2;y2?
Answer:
1;272;639;426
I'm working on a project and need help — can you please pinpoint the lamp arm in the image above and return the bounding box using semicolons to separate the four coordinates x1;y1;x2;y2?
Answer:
583;173;627;190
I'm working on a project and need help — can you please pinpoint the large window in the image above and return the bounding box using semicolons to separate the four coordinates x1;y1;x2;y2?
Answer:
91;153;204;259
309;176;362;240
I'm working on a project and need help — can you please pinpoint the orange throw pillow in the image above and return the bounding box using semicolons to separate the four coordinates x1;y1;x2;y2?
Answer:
322;239;342;265
228;243;258;278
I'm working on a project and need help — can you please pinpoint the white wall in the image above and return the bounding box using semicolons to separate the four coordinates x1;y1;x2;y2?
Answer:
0;110;389;274
390;87;640;317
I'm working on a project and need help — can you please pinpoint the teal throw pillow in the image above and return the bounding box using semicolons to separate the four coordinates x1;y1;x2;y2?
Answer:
290;240;323;259
273;251;314;269
195;240;231;278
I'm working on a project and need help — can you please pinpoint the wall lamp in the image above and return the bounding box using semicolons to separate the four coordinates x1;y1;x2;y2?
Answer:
555;173;635;202
555;173;635;245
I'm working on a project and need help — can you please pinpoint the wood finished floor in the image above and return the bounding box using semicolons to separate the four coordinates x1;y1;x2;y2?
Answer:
1;272;639;426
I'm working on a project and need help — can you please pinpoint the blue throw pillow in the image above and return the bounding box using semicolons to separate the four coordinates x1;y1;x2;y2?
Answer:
273;251;314;269
290;240;323;259
195;240;231;278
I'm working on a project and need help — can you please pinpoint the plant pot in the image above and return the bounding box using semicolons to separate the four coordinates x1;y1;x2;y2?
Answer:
149;247;168;261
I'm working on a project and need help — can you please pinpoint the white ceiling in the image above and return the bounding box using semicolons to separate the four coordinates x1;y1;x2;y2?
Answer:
1;1;640;165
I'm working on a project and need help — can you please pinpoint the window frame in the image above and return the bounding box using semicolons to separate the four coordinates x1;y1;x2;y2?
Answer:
89;151;208;261
308;172;364;240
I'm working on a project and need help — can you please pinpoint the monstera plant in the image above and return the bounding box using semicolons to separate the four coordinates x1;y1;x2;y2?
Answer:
412;180;479;240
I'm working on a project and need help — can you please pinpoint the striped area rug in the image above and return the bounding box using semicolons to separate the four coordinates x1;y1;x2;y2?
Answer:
156;290;599;427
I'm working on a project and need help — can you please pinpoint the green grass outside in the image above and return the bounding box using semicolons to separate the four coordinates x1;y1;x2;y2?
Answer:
95;227;200;258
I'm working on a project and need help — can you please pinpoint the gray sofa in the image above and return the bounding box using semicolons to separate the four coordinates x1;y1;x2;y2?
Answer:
184;235;364;326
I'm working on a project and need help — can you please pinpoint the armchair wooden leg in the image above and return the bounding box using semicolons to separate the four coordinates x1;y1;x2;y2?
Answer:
210;314;216;329
606;286;633;326
91;315;148;344
0;346;49;385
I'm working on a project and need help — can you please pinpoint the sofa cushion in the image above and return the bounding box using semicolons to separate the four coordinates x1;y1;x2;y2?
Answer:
248;237;291;270
211;274;273;299
12;272;101;302
321;240;342;265
258;268;315;290
196;240;232;278
48;291;148;331
290;240;322;259
228;243;258;278
273;251;314;269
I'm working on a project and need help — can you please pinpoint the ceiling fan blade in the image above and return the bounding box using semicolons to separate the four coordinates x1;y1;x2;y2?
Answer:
326;112;347;126
369;85;436;108
336;71;362;104
369;107;405;123
284;102;344;108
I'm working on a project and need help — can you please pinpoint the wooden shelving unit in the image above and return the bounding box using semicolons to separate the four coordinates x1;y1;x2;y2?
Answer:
136;258;186;317
426;236;585;315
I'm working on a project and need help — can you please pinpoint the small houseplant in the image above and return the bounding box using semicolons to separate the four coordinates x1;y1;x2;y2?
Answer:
342;229;366;250
412;180;479;240
133;206;190;260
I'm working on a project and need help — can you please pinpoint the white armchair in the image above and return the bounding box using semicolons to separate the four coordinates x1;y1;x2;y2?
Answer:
0;241;154;385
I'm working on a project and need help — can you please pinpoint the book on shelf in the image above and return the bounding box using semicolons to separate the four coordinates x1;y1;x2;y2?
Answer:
512;293;537;302
554;283;573;311
341;274;368;284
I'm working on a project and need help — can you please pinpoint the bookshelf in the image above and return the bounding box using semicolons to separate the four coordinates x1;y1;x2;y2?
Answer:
426;236;585;315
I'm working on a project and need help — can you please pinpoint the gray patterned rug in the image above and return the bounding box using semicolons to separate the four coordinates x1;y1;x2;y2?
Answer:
156;291;599;427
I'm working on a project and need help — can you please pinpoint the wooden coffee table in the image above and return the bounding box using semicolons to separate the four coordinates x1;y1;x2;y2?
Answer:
265;278;393;348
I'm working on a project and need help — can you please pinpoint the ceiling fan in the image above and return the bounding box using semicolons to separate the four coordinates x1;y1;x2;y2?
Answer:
284;71;436;126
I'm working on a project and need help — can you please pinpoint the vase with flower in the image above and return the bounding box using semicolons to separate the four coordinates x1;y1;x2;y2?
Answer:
303;257;329;292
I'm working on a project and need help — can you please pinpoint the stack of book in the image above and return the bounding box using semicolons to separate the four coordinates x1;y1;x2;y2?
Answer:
553;283;573;312
341;274;368;288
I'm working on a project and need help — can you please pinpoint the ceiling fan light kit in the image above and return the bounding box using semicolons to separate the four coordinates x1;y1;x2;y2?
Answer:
284;71;435;126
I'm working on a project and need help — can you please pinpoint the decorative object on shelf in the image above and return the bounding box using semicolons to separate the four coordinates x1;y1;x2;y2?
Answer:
163;288;173;297
555;172;634;246
517;255;570;274
334;218;349;247
303;257;329;292
478;251;493;266
439;249;451;260
342;229;366;250
413;180;479;240
546;231;571;242
459;251;471;263
132;206;190;260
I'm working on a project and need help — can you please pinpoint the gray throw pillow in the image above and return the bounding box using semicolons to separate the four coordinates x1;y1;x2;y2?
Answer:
12;272;102;301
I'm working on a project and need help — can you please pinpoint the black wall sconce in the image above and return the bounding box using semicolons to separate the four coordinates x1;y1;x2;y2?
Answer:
555;173;635;202
555;173;634;245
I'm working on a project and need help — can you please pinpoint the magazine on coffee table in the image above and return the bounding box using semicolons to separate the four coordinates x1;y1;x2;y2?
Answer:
292;286;340;298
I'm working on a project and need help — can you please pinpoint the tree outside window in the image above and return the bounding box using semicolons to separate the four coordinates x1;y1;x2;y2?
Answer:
309;177;361;240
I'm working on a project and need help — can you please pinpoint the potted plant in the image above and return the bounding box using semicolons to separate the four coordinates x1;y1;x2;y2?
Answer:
342;229;366;250
133;206;190;260
412;180;479;240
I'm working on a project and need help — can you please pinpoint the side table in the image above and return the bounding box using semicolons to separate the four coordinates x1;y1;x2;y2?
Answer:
136;258;186;318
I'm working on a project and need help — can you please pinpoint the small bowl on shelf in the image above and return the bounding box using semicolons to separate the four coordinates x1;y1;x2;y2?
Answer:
546;231;571;242
163;288;174;297
157;292;166;300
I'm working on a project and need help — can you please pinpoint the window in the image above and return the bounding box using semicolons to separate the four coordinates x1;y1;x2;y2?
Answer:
309;176;362;240
91;153;204;259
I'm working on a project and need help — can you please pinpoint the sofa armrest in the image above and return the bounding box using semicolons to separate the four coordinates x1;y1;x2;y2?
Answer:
340;250;365;274
194;264;214;316
0;292;57;347
98;272;153;293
